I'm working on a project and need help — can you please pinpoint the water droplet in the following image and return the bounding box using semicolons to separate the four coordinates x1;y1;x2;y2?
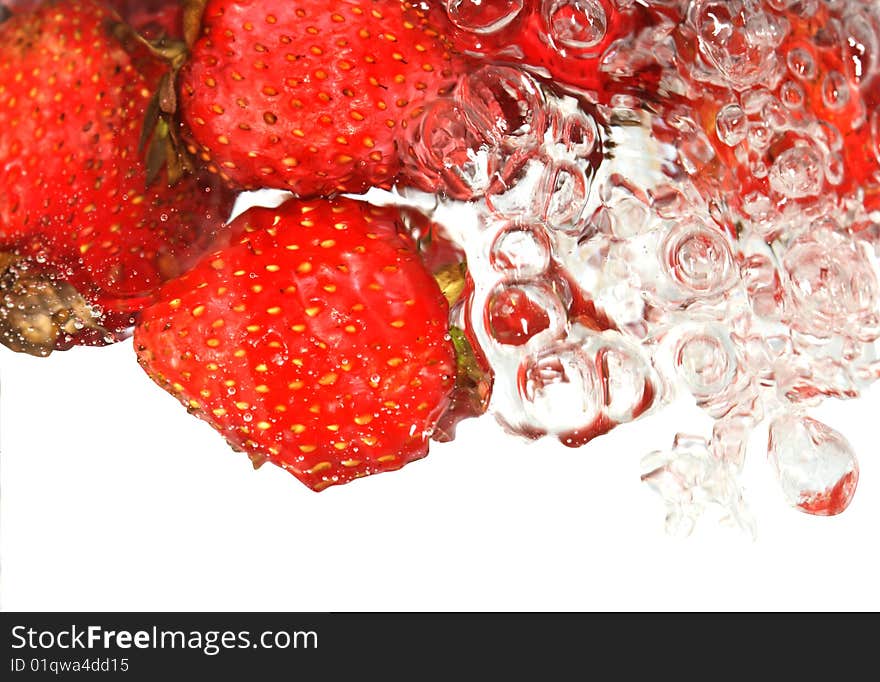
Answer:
456;65;547;153
555;108;600;158
518;343;602;432
542;0;608;51
768;145;824;198
445;0;525;34
689;0;785;90
782;228;880;340
715;103;748;147
779;80;805;109
821;69;850;109
843;11;879;84
536;161;591;232
489;223;552;279
598;343;653;422
402;98;497;200
762;96;788;130
786;46;816;80
674;326;738;397
485;281;566;346
741;251;783;319
746;122;772;152
486;286;553;345
768;414;859;516
661;221;736;297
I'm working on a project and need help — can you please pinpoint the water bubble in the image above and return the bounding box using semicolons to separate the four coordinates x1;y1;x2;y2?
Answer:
607;195;652;239
445;0;525;34
402;98;497;200
843;11;879;84
762;97;788;130
674;326;738;398
782;228;880;341
790;0;819;18
554;109;600;158
597;343;654;422
715;103;748;147
768;145;824;198
786;46;817;80
542;0;608;52
489;223;552;279
517;343;602;432
661;221;736;298
688;0;785;90
741;87;776;115
536;161;591;232
456;65;548;154
818;119;844;152
746;122;772;153
746;6;790;46
779;80;805;109
824;152;845;186
485;279;567;345
484;157;548;218
485;283;562;346
740;252;783;319
711;412;755;468
821;70;851;109
768;414;859;516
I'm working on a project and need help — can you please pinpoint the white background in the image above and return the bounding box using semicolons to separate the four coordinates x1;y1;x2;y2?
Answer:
2;339;879;611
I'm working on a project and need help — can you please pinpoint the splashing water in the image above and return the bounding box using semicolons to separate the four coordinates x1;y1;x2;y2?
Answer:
387;0;880;534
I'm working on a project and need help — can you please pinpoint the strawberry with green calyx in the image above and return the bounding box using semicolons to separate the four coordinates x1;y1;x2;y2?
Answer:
433;324;492;442
135;197;457;491
176;0;465;197
401;207;493;440
0;0;234;356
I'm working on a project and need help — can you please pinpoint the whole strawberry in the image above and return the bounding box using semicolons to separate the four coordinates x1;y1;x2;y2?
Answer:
0;0;233;355
135;197;456;491
177;0;464;196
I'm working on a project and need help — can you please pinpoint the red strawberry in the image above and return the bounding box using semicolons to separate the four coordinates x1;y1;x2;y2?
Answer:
0;0;233;356
177;0;465;196
398;207;493;441
134;197;456;491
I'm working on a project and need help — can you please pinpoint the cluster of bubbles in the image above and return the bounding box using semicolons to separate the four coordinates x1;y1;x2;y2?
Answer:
392;0;880;532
